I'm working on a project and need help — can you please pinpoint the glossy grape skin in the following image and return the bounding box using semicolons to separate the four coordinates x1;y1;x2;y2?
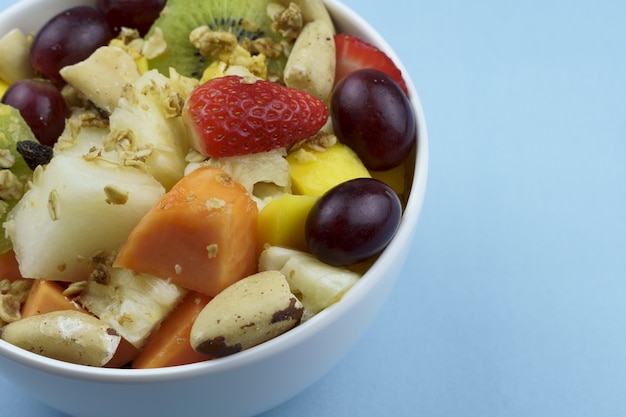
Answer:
305;178;402;266
1;79;69;146
330;68;416;171
30;6;113;82
96;0;166;36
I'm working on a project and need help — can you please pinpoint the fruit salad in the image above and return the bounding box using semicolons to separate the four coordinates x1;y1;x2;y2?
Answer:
0;0;417;368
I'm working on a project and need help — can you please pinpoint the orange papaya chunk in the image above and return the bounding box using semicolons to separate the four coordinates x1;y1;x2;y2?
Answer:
114;166;258;297
21;279;139;367
132;292;212;369
105;338;140;368
0;250;23;282
21;279;84;318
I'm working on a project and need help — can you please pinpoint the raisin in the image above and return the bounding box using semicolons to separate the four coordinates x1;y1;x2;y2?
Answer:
16;140;54;170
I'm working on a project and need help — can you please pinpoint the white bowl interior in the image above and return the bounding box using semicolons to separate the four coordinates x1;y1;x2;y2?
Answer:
0;1;429;416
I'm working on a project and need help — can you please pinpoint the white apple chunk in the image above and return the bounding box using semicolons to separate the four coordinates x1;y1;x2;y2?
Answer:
106;69;194;190
53;113;114;159
4;153;165;282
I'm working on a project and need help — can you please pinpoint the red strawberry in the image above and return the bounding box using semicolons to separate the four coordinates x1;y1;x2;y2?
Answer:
334;33;408;95
183;75;329;157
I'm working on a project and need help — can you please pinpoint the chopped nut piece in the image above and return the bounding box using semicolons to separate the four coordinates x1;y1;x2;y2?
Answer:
271;2;303;40
0;148;15;169
83;146;102;161
251;37;283;58
89;264;110;285
0;296;23;324
289;148;317;163
105;128;135;152
0;279;32;326
162;90;185;118
78;110;109;129
289;131;337;153
112;27;144;59
241;18;260;33
88;249;115;269
104;128;154;170
190;26;238;57
118;27;141;42
240;75;258;85
87;250;117;286
0;169;23;200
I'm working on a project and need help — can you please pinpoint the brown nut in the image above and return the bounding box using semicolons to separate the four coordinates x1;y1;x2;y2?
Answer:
0;310;121;367
283;19;336;101
281;0;336;101
190;270;303;358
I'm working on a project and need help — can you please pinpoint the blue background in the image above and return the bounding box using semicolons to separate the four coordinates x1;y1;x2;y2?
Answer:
1;0;626;416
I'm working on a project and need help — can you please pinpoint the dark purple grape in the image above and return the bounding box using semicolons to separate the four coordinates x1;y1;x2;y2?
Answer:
330;68;416;171
30;6;114;82
96;0;166;36
1;79;69;146
305;178;402;266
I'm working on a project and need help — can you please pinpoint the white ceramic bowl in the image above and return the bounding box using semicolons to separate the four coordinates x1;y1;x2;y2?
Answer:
0;1;429;416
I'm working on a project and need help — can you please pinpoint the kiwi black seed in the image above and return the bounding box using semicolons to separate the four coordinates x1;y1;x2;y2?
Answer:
146;0;291;80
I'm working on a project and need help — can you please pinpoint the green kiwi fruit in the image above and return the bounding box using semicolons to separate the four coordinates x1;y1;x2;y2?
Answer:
0;104;38;254
146;0;291;80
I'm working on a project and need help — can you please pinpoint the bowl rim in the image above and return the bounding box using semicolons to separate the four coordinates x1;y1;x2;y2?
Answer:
0;0;429;383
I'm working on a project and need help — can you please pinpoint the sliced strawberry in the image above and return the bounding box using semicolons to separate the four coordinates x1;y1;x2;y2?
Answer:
183;76;329;157
334;33;408;95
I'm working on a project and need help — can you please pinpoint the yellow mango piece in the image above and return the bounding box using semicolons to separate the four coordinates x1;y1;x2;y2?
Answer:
370;163;406;196
200;61;227;83
0;78;9;99
257;193;319;252
135;56;149;74
286;142;371;197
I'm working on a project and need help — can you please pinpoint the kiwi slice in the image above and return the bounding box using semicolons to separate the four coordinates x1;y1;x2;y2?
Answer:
146;0;291;80
0;104;38;254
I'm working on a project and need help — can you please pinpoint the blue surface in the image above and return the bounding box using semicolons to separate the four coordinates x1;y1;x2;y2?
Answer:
1;0;626;416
